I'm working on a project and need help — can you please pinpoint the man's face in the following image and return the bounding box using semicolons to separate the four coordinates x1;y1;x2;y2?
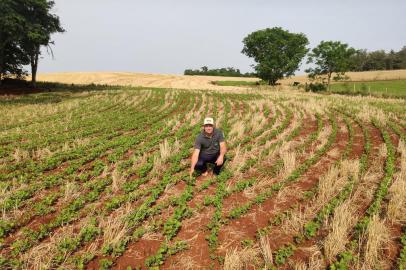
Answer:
204;124;214;134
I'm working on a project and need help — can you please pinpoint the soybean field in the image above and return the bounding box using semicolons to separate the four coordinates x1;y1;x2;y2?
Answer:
0;87;405;270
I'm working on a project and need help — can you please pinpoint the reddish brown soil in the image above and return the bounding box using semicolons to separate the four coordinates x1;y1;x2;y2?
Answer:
280;122;390;267
98;109;298;269
215;118;351;254
0;102;196;252
379;128;402;267
84;99;245;269
158;116;324;269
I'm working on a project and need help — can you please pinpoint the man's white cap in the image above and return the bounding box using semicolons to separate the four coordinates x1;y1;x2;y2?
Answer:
203;117;214;125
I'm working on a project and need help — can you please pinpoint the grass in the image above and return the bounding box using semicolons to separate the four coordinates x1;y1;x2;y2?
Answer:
362;215;391;269
330;79;406;98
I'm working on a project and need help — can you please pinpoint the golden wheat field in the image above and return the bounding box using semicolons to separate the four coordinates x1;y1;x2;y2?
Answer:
1;72;406;269
35;72;259;91
34;69;406;91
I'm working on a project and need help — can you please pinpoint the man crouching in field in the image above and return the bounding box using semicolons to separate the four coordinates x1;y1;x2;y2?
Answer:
190;117;227;178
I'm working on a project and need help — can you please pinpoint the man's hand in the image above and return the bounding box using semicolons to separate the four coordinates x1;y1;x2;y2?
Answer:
217;142;226;167
189;168;194;179
215;155;224;166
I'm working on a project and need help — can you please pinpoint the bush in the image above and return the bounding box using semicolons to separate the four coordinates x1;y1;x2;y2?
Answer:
305;83;327;92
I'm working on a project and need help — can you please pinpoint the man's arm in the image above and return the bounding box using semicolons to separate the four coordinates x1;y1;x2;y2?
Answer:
220;141;227;157
216;141;227;166
190;148;200;177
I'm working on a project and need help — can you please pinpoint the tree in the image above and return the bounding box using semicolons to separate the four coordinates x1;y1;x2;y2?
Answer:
0;0;64;86
350;49;368;71
21;0;64;87
0;0;28;85
397;46;406;69
364;50;387;71
306;41;356;91
241;27;309;85
2;42;29;79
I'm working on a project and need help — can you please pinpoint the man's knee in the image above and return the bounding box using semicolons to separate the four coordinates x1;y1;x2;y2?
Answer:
195;159;205;170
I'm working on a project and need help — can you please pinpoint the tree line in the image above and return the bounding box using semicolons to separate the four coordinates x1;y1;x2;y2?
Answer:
184;66;256;77
0;0;64;86
350;47;406;71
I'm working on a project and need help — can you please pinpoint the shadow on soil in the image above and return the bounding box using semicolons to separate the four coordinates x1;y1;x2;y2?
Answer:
0;78;146;105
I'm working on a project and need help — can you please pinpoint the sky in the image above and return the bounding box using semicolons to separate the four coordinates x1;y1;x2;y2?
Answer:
38;0;406;75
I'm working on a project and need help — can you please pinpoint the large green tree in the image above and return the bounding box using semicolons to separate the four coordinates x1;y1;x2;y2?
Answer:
0;0;63;86
306;41;356;90
242;27;309;85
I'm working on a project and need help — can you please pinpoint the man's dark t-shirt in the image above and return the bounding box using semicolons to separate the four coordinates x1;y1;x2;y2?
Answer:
194;128;225;157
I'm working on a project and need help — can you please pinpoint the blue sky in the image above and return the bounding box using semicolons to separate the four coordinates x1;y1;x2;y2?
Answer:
39;0;406;75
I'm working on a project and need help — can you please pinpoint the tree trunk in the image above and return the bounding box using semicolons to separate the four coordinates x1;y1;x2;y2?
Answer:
31;46;39;88
268;79;277;86
327;72;332;91
0;46;4;86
